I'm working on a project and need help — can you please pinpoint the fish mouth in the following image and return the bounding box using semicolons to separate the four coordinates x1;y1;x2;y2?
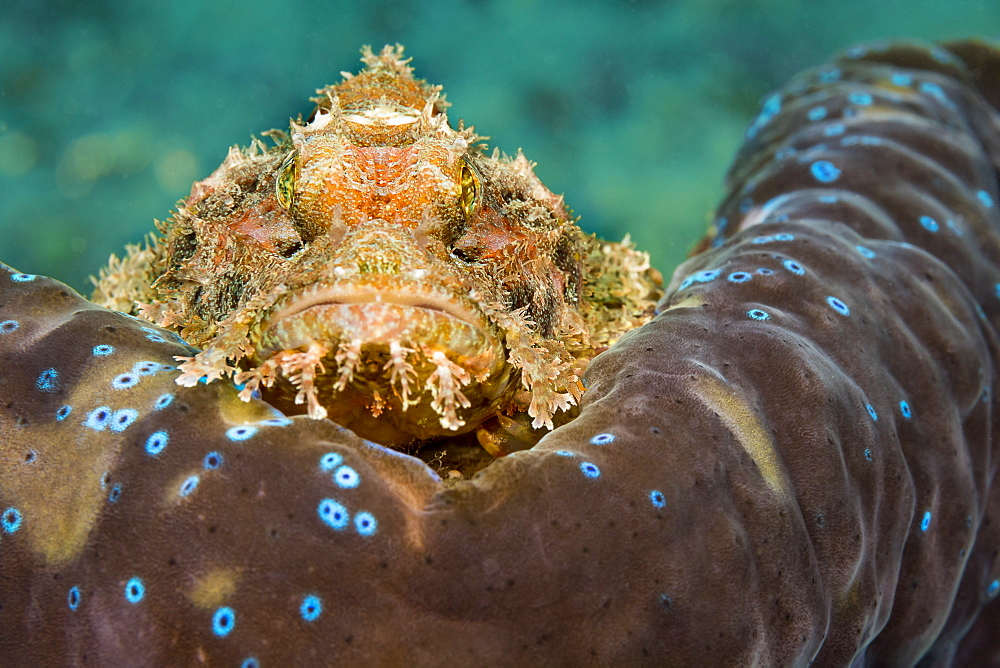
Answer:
260;283;495;356
252;282;513;445
268;285;486;333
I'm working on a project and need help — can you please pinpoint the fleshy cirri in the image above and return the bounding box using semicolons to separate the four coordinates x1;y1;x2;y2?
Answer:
1;40;999;664
92;46;663;455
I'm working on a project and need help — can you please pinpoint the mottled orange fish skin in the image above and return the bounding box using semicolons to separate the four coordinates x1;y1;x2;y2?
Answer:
93;45;662;450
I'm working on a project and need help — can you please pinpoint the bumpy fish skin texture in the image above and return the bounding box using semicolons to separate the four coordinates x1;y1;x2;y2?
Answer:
1;40;999;664
91;46;662;452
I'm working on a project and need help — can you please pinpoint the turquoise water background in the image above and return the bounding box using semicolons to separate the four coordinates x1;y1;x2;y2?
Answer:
2;1;998;291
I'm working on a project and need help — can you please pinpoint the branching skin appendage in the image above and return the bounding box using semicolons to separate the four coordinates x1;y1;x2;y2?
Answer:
93;45;663;459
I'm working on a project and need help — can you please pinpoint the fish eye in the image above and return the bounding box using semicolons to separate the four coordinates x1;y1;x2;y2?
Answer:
459;161;480;219
276;151;298;212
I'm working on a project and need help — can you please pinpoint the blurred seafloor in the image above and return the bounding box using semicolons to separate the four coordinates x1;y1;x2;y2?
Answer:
2;0;999;292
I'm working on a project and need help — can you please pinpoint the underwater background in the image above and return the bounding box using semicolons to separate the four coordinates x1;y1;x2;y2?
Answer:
1;0;998;291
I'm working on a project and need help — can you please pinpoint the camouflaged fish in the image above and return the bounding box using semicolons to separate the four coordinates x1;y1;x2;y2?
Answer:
92;45;662;454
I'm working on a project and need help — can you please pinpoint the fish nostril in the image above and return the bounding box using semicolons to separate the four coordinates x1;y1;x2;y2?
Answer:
451;247;474;263
280;241;304;258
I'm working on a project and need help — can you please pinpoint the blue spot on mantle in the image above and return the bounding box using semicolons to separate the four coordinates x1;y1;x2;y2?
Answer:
300;594;322;622
810;160;841;183
590;433;615;446
212;606;236;637
68;586;81;611
333;465;360;489
318;499;349;530
124;577;145;604
1;507;23;533
226;426;258;441
355;511;378;536
36;368;59;392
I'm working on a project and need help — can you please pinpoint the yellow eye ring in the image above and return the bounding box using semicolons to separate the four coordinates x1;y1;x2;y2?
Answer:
459;161;480;219
276;151;298;212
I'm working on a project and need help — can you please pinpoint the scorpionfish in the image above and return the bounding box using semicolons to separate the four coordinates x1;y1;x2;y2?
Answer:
93;45;662;454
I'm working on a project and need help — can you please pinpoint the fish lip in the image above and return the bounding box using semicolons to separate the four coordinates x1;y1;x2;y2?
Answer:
267;284;489;332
